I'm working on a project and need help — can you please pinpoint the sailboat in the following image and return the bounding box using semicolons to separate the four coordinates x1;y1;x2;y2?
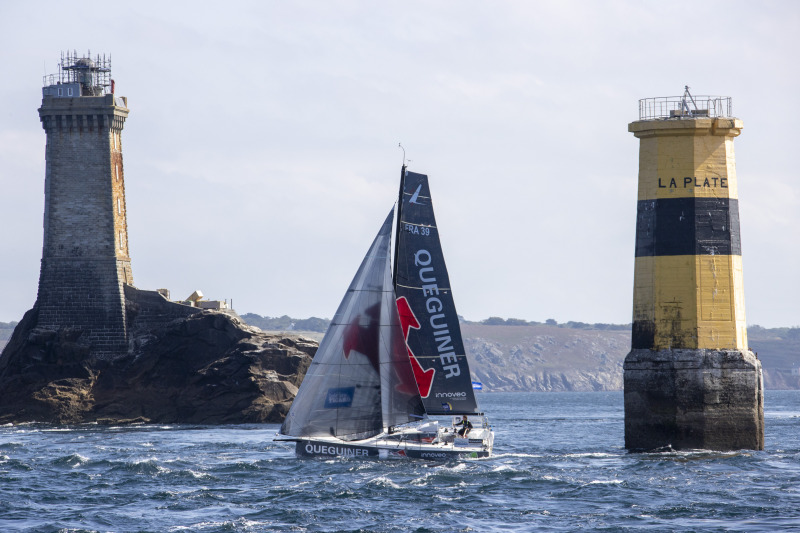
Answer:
276;167;494;459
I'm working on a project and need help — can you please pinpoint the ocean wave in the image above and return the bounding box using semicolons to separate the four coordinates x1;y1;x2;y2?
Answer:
366;475;403;489
50;453;91;468
0;391;797;532
640;449;750;462
102;457;172;475
586;479;624;485
562;452;618;458
491;452;543;458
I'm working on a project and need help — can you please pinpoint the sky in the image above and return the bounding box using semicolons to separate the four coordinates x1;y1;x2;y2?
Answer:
0;1;798;327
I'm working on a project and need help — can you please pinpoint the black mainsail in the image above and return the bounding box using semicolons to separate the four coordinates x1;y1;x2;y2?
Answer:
280;209;425;441
393;169;480;415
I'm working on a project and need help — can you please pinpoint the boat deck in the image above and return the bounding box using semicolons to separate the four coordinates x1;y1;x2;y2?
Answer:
279;418;494;460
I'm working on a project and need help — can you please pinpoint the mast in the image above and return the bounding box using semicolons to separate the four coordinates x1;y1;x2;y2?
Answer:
392;164;406;289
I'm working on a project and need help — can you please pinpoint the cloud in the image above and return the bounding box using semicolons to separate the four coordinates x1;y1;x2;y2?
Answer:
1;0;798;327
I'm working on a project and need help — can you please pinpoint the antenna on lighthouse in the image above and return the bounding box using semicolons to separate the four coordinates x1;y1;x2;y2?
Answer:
681;85;698;116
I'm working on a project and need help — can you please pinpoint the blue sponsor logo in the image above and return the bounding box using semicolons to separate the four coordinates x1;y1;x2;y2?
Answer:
324;387;355;408
472;381;483;390
441;402;452;411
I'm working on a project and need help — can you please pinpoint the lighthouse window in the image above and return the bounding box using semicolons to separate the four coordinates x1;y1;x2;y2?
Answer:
115;165;119;181
67;87;73;96
119;231;124;250
117;197;121;214
57;88;63;96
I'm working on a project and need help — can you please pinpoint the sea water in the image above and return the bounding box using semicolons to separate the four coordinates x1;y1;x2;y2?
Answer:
1;391;798;532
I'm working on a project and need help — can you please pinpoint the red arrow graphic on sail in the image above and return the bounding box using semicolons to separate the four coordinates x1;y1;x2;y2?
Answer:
396;296;435;398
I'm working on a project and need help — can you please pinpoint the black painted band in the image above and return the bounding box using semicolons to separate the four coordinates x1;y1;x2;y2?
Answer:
635;197;741;257
631;320;655;350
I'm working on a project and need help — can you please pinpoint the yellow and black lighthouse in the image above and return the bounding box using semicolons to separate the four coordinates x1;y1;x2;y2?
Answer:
624;88;764;451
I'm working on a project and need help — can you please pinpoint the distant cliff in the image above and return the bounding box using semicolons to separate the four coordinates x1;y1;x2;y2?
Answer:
748;327;800;390
460;323;800;391
241;314;800;392
462;323;628;391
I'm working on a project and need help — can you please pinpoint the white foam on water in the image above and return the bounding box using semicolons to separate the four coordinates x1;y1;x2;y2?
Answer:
587;479;623;485
409;471;434;486
445;462;468;473
368;475;402;489
130;457;171;474
168;521;227;532
132;456;159;464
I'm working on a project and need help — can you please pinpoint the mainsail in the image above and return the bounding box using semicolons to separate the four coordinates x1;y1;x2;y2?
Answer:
393;169;480;415
280;209;424;441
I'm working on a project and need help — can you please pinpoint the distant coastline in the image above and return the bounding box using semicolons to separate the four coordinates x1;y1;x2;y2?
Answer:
3;316;798;391
233;314;800;392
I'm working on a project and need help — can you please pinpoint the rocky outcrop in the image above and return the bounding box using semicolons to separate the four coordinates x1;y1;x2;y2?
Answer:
0;288;314;425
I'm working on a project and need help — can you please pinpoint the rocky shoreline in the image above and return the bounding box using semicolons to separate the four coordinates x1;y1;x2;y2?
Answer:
0;289;315;425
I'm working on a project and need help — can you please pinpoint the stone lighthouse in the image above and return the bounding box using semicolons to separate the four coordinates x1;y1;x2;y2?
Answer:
624;87;764;451
0;52;308;427
35;51;132;356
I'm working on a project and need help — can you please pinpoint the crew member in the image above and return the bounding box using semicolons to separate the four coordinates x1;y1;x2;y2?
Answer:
455;415;473;437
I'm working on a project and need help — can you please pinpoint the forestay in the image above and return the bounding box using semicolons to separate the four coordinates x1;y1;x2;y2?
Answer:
280;209;424;441
393;170;480;415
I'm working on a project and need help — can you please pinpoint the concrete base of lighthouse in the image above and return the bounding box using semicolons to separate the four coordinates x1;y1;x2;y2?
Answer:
624;349;764;451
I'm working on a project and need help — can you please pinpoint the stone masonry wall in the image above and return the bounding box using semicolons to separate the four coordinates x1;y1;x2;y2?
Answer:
624;348;764;450
37;94;131;356
124;285;202;337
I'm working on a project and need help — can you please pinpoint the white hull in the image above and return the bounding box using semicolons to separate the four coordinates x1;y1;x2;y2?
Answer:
279;419;494;460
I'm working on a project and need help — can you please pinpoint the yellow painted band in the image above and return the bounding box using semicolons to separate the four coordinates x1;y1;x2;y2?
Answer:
632;255;747;350
631;118;742;201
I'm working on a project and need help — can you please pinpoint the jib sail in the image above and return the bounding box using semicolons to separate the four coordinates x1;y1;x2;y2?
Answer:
393;169;480;415
281;209;424;441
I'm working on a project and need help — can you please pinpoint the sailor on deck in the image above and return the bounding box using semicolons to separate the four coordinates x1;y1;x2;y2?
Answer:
455;415;473;437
